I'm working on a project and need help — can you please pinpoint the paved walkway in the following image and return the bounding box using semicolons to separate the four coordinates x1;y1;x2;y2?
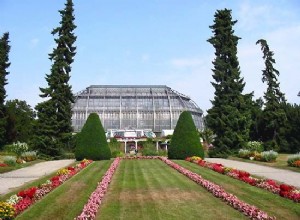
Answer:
206;158;300;188
0;159;75;195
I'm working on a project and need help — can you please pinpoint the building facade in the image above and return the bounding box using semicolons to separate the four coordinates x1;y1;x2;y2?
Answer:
71;85;204;133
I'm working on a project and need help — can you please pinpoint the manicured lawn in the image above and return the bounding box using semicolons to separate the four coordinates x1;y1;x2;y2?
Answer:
176;160;300;220
16;160;112;220
97;159;247;220
229;154;300;173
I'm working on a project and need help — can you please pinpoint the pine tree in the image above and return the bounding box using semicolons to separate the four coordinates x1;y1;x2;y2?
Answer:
0;32;10;146
34;0;76;157
168;111;204;159
256;39;287;151
206;9;252;157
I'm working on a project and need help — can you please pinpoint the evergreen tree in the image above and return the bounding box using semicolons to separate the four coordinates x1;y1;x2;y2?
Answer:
284;103;300;153
75;113;111;161
168;111;204;159
0;32;10;146
256;39;287;151
5;99;36;143
206;9;252;157
34;0;76;157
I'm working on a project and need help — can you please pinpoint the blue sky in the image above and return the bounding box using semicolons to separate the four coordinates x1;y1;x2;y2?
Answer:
1;0;299;113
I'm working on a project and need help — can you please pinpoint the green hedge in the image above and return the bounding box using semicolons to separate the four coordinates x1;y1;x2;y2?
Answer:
168;111;204;159
75;113;111;160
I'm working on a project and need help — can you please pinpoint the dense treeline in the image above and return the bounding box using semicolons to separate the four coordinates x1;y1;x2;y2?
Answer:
206;9;300;157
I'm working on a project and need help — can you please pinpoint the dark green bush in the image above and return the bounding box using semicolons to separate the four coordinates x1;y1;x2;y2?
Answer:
75;113;111;160
168;111;204;159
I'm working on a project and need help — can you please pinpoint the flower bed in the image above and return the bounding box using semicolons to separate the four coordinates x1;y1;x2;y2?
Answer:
186;157;300;203
0;159;92;219
76;157;121;220
161;157;275;220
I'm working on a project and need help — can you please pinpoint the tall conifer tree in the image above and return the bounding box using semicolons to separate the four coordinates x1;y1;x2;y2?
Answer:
206;9;252;157
34;0;76;156
0;32;10;146
256;39;287;151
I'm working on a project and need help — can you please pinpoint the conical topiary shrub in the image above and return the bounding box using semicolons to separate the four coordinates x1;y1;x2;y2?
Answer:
168;111;204;159
75;113;111;160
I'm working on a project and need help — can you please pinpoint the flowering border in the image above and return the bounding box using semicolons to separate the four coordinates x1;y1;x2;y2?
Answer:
75;157;121;220
160;157;275;220
186;157;300;203
0;159;92;219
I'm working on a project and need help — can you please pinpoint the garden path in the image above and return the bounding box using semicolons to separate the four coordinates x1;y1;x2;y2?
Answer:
0;159;74;195
206;158;300;188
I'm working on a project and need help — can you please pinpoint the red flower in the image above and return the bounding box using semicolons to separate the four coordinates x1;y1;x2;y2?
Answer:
280;184;294;192
17;187;37;199
0;163;8;167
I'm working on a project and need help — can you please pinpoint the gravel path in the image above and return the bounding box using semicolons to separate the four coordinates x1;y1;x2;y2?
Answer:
0;159;75;195
206;158;300;188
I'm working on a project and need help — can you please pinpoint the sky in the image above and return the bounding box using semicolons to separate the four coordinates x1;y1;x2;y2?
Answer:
0;0;300;114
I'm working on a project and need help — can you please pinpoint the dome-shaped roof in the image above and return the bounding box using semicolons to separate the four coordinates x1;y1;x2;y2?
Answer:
72;85;203;132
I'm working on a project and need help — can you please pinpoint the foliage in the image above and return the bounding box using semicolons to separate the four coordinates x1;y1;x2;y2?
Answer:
141;139;158;156
109;138;122;157
5;99;36;144
3;156;16;166
260;150;278;162
0;32;10;147
8;142;29;158
168;111;204;159
245;141;264;153
256;39;287;152
238;149;251;159
75;113;111;160
206;9;252;155
34;0;77;157
21;151;37;162
287;153;300;167
283;103;300;153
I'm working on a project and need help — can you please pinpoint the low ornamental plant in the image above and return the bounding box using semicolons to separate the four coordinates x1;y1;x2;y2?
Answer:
260;150;278;162
161;157;275;220
287;153;300;167
186;156;300;203
1;159;92;219
76;157;121;220
0;201;15;220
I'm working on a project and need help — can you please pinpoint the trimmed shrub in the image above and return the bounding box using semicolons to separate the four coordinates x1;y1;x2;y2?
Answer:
261;150;278;162
168;111;204;159
75;113;111;160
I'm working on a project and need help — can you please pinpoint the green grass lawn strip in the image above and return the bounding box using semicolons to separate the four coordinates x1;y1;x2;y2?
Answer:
175;160;300;220
97;159;247;220
16;160;112;220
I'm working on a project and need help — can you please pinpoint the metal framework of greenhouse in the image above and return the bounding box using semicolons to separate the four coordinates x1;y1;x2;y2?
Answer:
71;85;204;133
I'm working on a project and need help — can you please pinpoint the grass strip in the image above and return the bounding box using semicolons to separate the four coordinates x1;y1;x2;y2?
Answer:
97;159;248;220
175;160;300;220
16;160;112;220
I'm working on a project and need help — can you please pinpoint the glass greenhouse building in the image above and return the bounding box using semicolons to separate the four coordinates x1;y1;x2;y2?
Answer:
71;85;204;133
